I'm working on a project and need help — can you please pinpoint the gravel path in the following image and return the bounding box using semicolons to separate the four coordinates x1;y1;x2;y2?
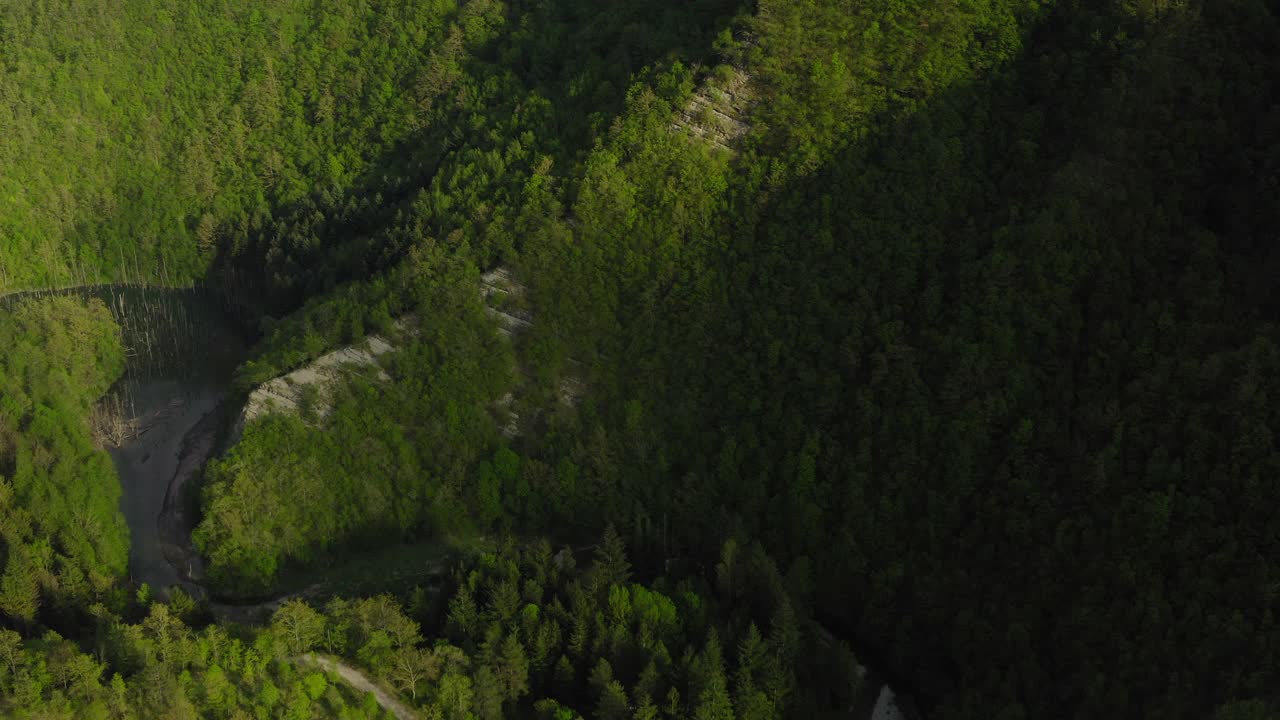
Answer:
296;654;417;720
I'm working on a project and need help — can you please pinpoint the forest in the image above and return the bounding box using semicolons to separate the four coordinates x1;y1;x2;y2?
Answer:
2;0;1279;718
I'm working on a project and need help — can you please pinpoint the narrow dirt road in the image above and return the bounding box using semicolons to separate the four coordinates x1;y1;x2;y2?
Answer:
296;654;417;719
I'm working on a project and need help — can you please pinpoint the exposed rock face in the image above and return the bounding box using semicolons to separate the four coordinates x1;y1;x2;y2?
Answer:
231;331;399;441
481;266;533;337
671;67;753;152
229;266;582;444
484;267;530;438
482;266;584;439
557;374;586;407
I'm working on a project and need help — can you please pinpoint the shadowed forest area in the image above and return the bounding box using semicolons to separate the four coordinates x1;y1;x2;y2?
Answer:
2;0;1279;718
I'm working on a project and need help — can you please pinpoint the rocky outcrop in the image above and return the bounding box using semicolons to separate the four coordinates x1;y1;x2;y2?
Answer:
482;266;584;438
231;330;401;441
229;266;582;444
671;67;753;152
484;267;531;438
481;267;533;337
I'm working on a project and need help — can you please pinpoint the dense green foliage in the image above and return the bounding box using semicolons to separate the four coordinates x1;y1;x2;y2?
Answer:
6;530;867;719
514;2;1280;717
295;531;865;719
0;298;127;624
558;2;1273;717
1;600;398;719
197;0;1280;715
196;256;514;594
0;0;458;292
418;532;865;719
4;0;1279;718
0;0;737;308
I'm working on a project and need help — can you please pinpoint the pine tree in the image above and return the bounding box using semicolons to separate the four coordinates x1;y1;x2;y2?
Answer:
633;693;661;720
598;679;631;720
716;539;739;602
472;666;504;720
593;524;633;591
692;631;734;720
735;623;766;708
447;583;479;642
497;634;530;703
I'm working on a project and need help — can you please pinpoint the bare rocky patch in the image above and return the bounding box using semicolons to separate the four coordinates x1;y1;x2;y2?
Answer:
229;266;584;444
671;66;753;152
482;266;586;439
481;266;533;337
231;328;403;441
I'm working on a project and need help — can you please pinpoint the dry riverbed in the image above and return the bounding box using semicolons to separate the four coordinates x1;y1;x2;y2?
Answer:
108;381;224;594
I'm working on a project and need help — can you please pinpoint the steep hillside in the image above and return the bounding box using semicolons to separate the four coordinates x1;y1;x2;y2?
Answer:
0;297;128;628
3;0;1279;719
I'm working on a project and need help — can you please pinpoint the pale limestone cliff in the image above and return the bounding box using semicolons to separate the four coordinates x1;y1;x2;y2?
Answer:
671;67;753;152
